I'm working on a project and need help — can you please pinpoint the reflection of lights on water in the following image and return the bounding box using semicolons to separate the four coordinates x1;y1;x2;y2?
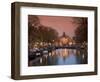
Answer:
49;52;52;56
40;58;42;63
29;48;87;66
68;49;76;55
51;50;56;56
58;49;69;57
77;51;80;55
82;54;85;59
44;55;48;59
73;50;76;54
36;53;40;56
55;50;60;55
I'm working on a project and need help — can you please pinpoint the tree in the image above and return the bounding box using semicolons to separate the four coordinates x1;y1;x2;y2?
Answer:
28;15;58;48
34;25;58;43
28;15;40;27
73;18;88;43
46;27;58;42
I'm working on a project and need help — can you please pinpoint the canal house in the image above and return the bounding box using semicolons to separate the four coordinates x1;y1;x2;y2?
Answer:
54;32;75;47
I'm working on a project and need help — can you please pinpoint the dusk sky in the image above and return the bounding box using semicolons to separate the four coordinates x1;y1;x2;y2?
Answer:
38;15;79;37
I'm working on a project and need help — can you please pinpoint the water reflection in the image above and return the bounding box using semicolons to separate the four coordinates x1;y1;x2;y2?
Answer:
29;49;87;66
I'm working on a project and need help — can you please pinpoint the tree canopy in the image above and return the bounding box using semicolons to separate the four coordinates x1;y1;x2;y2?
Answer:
28;15;58;48
73;18;88;43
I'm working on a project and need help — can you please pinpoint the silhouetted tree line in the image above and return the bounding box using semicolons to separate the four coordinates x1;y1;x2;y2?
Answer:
73;18;88;43
28;15;58;47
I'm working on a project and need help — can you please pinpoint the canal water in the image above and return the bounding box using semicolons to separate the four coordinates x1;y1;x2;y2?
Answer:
28;49;87;66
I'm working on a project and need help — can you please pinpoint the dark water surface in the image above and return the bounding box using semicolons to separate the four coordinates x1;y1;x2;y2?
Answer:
29;49;87;66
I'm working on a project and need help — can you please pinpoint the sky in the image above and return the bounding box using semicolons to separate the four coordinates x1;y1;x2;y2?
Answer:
38;15;79;38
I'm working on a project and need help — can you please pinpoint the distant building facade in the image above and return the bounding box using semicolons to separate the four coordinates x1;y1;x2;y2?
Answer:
53;32;75;47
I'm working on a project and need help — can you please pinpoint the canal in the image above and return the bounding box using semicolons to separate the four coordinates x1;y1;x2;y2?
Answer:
28;49;87;66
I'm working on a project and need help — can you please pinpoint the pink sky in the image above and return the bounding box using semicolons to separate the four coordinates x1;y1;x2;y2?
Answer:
38;15;79;38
